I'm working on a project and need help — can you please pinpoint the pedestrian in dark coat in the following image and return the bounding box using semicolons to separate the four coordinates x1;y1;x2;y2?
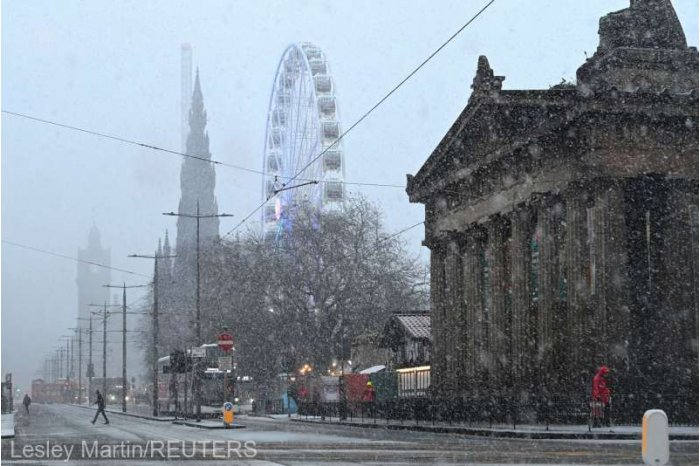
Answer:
91;390;109;425
22;394;31;414
592;365;611;427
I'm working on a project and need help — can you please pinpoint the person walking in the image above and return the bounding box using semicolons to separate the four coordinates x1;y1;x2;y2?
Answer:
91;390;109;425
22;394;31;414
362;380;376;418
592;365;611;427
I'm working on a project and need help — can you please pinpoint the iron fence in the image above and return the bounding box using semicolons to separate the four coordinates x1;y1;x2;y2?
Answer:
294;393;697;429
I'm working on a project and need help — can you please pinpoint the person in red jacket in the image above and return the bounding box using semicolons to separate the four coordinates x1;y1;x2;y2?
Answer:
592;365;611;427
362;381;376;418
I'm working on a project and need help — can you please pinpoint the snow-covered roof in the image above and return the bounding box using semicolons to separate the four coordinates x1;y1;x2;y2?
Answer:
359;365;385;374
395;314;431;340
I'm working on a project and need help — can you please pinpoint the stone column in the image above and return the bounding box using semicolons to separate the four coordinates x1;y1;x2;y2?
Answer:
443;237;463;394
564;190;590;392
535;196;561;389
462;228;484;390
593;184;631;393
487;216;508;389
508;206;531;393
429;239;447;394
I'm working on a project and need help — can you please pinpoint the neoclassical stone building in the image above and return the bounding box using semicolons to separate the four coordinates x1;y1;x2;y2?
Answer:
407;0;698;417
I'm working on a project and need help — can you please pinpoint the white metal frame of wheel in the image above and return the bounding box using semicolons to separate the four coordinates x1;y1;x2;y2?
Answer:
261;43;346;239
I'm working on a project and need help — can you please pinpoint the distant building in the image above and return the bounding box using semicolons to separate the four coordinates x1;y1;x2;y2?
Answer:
407;0;697;420
76;225;123;378
77;225;110;324
170;69;220;343
379;313;431;369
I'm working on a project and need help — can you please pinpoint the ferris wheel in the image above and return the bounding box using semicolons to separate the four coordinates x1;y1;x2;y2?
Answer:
261;43;346;238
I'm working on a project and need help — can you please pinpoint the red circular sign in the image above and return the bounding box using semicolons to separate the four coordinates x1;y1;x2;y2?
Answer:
218;332;233;352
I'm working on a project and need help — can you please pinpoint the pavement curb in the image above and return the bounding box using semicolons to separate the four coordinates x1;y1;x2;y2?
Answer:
171;420;246;430
69;404;175;422
290;418;698;441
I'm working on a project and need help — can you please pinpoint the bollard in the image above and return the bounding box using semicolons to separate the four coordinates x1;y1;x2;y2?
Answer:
223;402;234;428
642;409;669;466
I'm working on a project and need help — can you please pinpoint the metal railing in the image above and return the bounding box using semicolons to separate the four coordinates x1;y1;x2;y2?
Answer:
294;393;698;429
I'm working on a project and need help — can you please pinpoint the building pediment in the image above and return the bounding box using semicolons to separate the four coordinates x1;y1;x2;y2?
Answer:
407;87;575;203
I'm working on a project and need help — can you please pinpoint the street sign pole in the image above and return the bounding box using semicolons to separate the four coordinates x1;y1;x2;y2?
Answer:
217;329;234;409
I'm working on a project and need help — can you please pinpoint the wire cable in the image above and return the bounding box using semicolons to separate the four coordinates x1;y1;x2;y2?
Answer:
2;110;405;189
2;240;149;277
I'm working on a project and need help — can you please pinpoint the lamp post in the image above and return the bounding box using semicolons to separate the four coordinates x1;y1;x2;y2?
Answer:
67;327;83;404
103;283;149;413
338;308;348;421
77;316;95;404
88;303;120;397
129;252;175;417
163;201;232;421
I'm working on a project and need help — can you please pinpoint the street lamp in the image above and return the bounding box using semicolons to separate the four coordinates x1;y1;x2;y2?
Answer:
163;201;232;421
89;303;120;396
103;283;149;413
128;252;175;417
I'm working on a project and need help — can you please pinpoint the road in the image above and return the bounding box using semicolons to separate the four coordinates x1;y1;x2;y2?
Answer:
2;404;697;465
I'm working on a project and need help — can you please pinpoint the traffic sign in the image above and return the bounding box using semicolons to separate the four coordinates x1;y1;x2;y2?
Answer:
218;356;233;371
218;332;234;352
191;347;206;358
223;402;234;411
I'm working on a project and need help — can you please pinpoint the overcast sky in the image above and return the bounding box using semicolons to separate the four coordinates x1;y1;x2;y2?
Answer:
2;0;698;391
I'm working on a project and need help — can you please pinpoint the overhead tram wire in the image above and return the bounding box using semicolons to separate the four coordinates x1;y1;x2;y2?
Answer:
2;240;148;277
1;110;404;189
222;0;497;239
377;221;425;245
1;110;259;175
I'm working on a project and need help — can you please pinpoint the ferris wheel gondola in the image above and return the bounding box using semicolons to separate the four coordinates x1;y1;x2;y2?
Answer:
261;43;346;238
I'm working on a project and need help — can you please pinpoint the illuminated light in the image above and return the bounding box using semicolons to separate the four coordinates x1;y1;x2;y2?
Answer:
396;365;431;373
125;396;129;401
274;199;282;220
234;397;240;403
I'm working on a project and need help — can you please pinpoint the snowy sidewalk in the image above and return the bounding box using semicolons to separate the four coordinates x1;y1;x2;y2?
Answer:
292;415;698;440
1;412;15;438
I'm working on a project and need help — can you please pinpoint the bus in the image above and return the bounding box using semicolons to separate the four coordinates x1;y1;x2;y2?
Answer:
156;344;236;414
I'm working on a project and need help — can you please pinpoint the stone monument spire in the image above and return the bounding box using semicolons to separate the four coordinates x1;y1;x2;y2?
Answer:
172;69;219;307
